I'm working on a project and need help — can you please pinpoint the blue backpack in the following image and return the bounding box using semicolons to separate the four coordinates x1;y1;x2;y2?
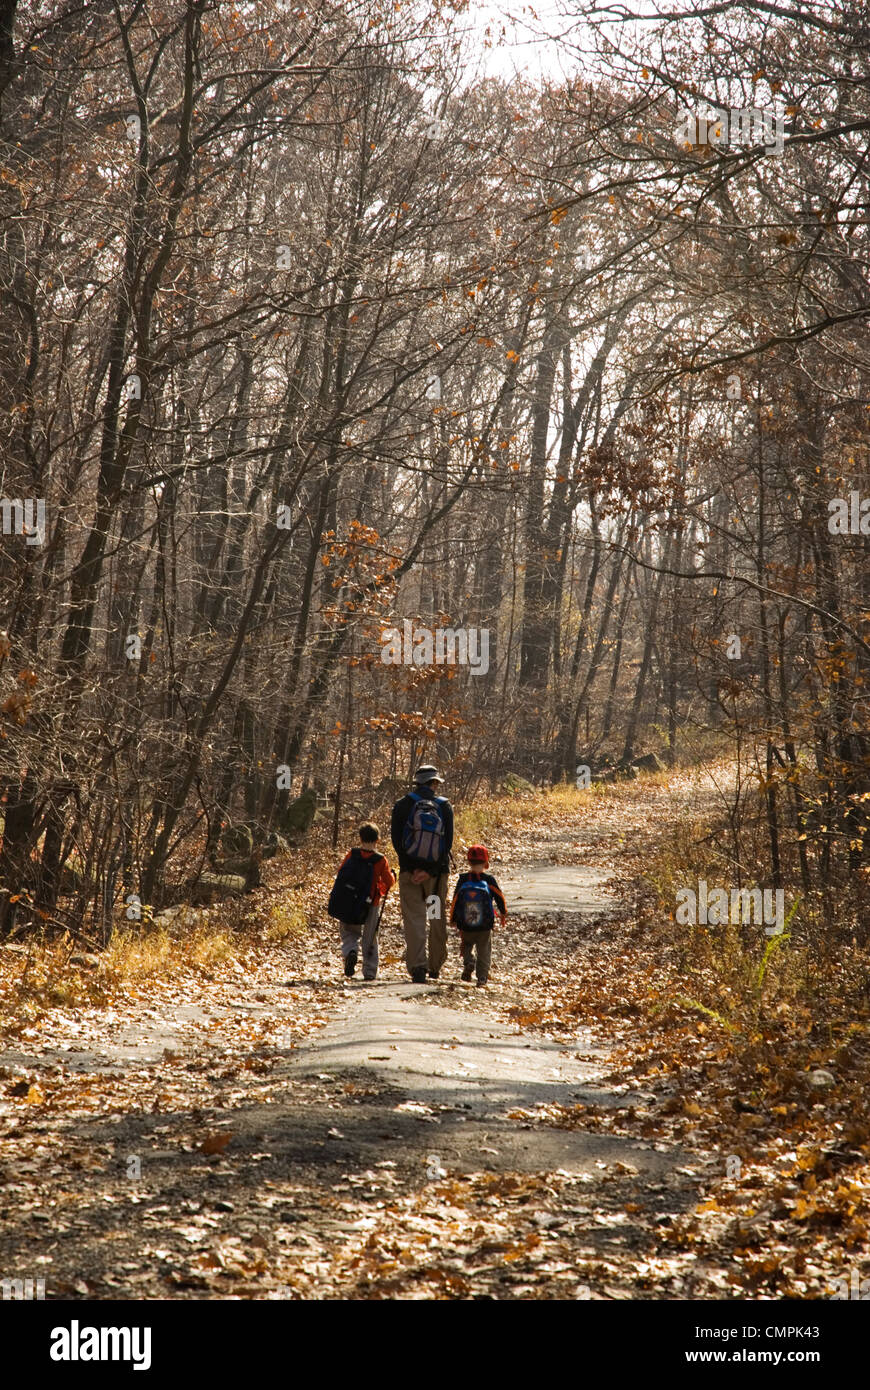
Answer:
453;874;495;930
402;790;446;867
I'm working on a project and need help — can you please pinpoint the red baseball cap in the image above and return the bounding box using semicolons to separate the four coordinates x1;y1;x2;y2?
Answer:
467;844;489;866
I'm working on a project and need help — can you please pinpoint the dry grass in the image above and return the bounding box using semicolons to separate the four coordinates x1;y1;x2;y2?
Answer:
265;892;308;943
454;775;655;847
102;919;237;977
0;912;243;1038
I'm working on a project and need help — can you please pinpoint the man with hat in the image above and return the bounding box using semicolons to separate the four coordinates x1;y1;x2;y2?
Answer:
390;766;454;983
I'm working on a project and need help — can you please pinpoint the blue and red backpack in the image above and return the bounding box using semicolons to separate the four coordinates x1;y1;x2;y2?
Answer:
452;873;495;930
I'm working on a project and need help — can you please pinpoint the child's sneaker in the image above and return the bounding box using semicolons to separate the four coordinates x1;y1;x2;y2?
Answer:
344;950;358;978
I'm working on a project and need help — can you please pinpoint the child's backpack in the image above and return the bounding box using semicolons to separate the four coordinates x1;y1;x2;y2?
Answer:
453;874;495;930
327;848;383;924
402;790;446;867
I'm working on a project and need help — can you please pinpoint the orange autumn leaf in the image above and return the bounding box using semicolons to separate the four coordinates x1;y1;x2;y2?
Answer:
200;1131;233;1155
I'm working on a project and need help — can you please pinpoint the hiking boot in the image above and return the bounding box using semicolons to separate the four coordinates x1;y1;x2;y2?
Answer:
461;965;473;981
475;977;488;988
344;950;357;978
427;970;439;980
410;967;427;984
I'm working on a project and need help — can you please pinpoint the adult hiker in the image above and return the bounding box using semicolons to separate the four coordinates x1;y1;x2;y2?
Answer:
390;765;454;983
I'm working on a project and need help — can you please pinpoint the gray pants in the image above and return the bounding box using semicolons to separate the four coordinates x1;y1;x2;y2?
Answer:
339;902;381;979
398;870;448;975
460;929;492;983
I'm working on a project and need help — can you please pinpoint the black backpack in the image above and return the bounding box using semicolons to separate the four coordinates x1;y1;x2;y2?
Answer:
327;848;383;924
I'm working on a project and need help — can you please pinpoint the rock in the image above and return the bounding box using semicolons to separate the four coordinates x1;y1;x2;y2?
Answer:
220;824;254;858
807;1068;836;1090
502;773;535;793
209;854;262;889
261;831;290;859
631;752;664;773
152;904;188;924
278;787;317;834
69;952;100;970
189;873;247;904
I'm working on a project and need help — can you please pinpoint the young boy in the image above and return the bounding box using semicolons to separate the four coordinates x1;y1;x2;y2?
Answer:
330;823;396;981
449;844;506;987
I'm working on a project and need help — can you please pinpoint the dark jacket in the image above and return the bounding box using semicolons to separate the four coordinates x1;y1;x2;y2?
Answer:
391;789;454;873
450;870;507;928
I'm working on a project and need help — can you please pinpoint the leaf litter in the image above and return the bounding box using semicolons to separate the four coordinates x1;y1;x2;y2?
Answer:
0;771;865;1299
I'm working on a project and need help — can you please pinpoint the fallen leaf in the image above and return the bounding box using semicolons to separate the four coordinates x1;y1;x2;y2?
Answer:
200;1132;233;1155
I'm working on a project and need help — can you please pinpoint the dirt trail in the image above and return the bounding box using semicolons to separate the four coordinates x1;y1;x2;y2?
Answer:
289;978;679;1180
0;819;714;1300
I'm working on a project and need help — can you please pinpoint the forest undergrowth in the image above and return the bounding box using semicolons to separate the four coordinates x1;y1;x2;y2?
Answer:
458;765;870;1298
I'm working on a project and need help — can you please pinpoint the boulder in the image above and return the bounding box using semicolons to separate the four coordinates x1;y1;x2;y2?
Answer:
502;772;535;793
208;854;262;889
69;952;100;970
807;1068;836;1090
189;873;247;904
595;764;637;783
278;787;317;834
220;823;254;858
151;904;190;925
261;831;290;859
631;752;664;773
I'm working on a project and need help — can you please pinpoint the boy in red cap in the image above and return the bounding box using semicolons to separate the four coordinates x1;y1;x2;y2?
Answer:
449;844;506;986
